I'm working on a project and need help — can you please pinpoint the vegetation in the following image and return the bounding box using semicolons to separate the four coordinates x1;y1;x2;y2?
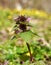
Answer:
0;8;51;65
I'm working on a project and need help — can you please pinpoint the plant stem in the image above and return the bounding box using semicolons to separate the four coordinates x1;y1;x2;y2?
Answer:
26;42;33;62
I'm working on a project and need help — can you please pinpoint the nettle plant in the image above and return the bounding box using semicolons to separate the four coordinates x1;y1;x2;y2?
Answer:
12;15;38;62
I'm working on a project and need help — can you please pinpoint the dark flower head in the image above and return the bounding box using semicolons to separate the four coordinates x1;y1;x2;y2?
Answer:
14;15;32;33
14;15;27;24
19;24;26;32
18;15;27;22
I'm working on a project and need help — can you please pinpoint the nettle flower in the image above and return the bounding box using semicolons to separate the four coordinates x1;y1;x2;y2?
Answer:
13;16;34;62
15;15;27;24
14;15;31;33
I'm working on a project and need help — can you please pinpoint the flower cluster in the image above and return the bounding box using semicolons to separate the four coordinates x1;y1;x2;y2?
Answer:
15;16;27;23
14;15;31;34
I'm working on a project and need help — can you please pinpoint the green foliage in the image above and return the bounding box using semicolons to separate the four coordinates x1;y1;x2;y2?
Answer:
0;9;51;65
19;30;34;43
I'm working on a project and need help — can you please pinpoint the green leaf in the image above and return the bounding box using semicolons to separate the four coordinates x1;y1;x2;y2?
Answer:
35;54;44;60
16;46;28;54
19;31;34;43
